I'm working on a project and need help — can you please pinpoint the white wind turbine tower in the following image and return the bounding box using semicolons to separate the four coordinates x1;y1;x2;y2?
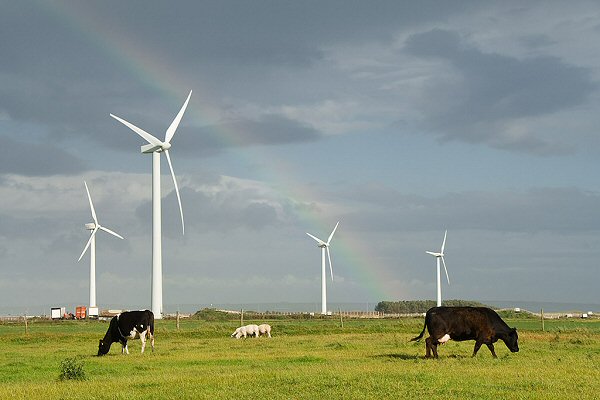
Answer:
78;181;124;314
110;91;190;319
426;230;449;307
306;221;339;315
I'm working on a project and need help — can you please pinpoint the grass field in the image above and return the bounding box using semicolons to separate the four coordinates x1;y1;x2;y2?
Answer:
0;317;599;399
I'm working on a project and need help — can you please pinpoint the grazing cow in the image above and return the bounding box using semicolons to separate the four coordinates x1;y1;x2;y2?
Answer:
411;306;519;358
258;324;272;338
230;324;260;339
98;310;155;356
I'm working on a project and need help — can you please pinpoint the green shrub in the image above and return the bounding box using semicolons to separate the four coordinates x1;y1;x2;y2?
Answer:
59;357;86;381
192;308;236;321
375;300;491;313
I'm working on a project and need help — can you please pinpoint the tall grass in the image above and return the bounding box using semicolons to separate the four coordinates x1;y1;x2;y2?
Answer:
0;318;598;399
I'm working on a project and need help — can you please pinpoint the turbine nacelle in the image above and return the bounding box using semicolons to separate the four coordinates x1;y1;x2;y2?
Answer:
141;143;164;154
85;223;96;230
141;141;171;154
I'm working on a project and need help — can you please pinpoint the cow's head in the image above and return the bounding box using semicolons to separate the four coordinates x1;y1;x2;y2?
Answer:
98;339;111;356
503;328;519;352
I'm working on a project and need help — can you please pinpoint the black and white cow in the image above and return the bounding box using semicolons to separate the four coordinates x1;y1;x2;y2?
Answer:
98;310;155;356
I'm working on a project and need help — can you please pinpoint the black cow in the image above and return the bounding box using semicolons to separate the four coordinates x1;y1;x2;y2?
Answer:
411;306;519;358
98;310;155;356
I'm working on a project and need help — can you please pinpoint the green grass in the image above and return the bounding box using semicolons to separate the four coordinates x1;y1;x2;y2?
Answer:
0;318;599;399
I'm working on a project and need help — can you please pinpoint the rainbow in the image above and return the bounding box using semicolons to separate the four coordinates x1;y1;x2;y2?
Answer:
45;3;396;301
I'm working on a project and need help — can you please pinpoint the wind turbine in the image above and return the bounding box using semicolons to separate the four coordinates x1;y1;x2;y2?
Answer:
306;221;339;315
78;181;124;313
426;230;449;307
110;90;190;319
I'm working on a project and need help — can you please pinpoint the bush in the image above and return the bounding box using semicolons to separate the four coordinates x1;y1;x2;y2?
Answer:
59;357;86;381
496;309;537;319
192;308;236;321
375;300;492;314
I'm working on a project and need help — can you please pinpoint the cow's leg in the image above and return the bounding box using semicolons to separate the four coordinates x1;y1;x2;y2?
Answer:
431;342;439;359
486;343;497;358
140;330;147;354
472;341;483;357
267;330;271;338
425;337;433;358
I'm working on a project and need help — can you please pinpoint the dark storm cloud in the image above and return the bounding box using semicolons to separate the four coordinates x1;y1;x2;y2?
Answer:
103;113;321;157
173;114;321;156
0;1;478;145
518;34;556;50
342;185;600;234
79;0;478;64
0;2;136;138
0;135;87;176
403;29;596;154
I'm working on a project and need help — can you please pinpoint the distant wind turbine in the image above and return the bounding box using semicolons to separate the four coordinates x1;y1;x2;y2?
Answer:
306;221;339;315
426;230;449;307
78;181;124;312
110;90;191;319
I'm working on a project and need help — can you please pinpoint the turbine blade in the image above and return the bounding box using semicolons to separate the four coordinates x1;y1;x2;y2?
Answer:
327;221;339;245
164;150;185;235
306;232;326;246
98;225;124;240
425;251;437;257
441;230;447;254
110;113;163;147
78;227;98;262
165;90;192;144
441;256;450;284
327;247;334;281
84;181;97;225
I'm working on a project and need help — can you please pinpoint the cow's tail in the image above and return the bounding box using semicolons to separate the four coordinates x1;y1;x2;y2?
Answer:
147;310;155;338
410;317;428;342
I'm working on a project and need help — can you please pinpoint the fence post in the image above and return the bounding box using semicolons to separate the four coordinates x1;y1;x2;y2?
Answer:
541;308;545;332
240;309;244;326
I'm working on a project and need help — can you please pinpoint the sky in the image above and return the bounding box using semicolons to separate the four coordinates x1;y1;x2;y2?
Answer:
1;1;600;314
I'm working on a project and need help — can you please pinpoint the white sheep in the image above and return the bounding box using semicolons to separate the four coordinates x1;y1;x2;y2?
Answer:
231;325;248;339
244;324;260;337
258;324;272;338
231;324;260;339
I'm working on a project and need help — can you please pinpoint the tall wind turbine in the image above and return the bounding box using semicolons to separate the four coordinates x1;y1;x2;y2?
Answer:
78;181;124;313
110;91;190;319
426;230;449;307
306;221;339;315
